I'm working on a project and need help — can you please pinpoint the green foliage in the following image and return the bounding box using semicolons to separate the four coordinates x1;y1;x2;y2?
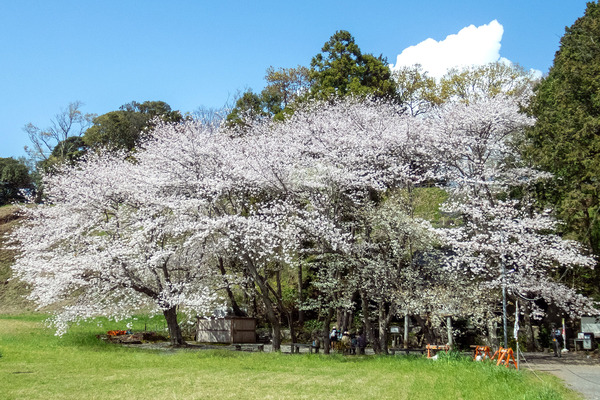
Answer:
525;2;600;299
83;101;182;152
226;90;268;128
227;30;397;127
309;30;397;101
403;187;449;225
440;62;538;103
40;136;88;172
303;319;324;334
226;66;311;128
435;349;470;364
538;326;551;349
393;65;442;116
0;158;31;205
264;65;311;111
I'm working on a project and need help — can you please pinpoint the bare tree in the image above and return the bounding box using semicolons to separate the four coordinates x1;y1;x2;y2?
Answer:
24;101;95;163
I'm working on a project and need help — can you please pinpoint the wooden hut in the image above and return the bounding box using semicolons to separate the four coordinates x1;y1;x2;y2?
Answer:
196;317;256;343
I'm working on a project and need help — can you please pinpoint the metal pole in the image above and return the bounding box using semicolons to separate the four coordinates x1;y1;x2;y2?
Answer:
562;318;567;352
447;315;453;348
515;299;519;370
404;312;409;349
502;262;508;348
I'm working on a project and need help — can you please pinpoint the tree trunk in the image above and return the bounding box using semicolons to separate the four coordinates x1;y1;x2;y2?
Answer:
323;307;334;354
446;316;453;348
487;319;499;348
414;314;436;345
257;283;282;351
271;316;282;351
360;289;379;353
218;257;245;316
404;313;410;348
287;311;297;344
243;257;282;351
265;274;296;344
345;310;353;333
163;306;185;346
523;303;537;351
378;303;395;354
297;263;304;326
378;319;388;354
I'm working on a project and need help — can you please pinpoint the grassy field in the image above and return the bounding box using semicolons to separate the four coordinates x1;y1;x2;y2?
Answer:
0;314;581;400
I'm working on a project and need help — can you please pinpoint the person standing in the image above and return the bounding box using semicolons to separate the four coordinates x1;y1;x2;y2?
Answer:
552;327;563;357
357;331;367;355
329;327;338;351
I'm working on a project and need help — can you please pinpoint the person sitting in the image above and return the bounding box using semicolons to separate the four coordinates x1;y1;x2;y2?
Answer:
341;331;351;354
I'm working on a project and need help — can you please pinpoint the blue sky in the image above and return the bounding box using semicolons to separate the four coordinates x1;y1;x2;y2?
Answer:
0;0;592;159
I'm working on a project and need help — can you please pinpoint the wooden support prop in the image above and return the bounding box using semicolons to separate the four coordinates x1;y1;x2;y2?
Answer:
491;347;518;368
472;345;493;361
426;344;449;358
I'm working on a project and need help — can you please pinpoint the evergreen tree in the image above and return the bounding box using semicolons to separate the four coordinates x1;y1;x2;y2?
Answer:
526;1;600;299
0;158;32;205
309;30;396;100
84;101;182;152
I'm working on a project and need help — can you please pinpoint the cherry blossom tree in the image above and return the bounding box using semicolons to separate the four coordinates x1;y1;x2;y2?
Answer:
426;93;598;343
11;150;221;345
12;92;597;352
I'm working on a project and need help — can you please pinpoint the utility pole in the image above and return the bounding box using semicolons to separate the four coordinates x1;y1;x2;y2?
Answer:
502;261;508;349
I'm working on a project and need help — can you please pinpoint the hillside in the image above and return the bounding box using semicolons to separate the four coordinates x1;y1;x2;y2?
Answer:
0;205;33;313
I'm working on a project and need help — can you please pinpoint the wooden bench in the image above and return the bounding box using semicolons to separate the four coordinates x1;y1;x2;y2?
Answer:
233;343;265;352
290;343;317;354
389;348;426;356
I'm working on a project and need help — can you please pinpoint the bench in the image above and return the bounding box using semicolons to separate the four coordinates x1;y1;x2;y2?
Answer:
389;348;426;356
290;343;318;354
233;343;265;352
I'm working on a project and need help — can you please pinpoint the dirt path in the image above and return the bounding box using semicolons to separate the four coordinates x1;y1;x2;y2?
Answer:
521;352;600;400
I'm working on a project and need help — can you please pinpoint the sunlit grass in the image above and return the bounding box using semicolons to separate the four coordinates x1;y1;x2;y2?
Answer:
0;314;580;400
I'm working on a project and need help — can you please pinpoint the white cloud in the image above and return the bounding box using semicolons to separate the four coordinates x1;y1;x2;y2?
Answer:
391;20;512;79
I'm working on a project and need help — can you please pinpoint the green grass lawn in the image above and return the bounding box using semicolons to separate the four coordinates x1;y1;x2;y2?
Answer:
0;314;581;400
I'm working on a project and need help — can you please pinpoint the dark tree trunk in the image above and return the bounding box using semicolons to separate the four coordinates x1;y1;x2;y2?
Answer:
414;314;437;345
297;263;304;326
163;306;185;346
243;257;282;351
523;303;537;351
287;311;297;344
273;269;296;343
487;319;499;348
360;289;379;353
256;280;282;351
378;303;395;354
218;257;245;316
323;307;334;354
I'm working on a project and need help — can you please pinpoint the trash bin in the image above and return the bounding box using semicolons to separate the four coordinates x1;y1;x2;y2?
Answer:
582;332;595;350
